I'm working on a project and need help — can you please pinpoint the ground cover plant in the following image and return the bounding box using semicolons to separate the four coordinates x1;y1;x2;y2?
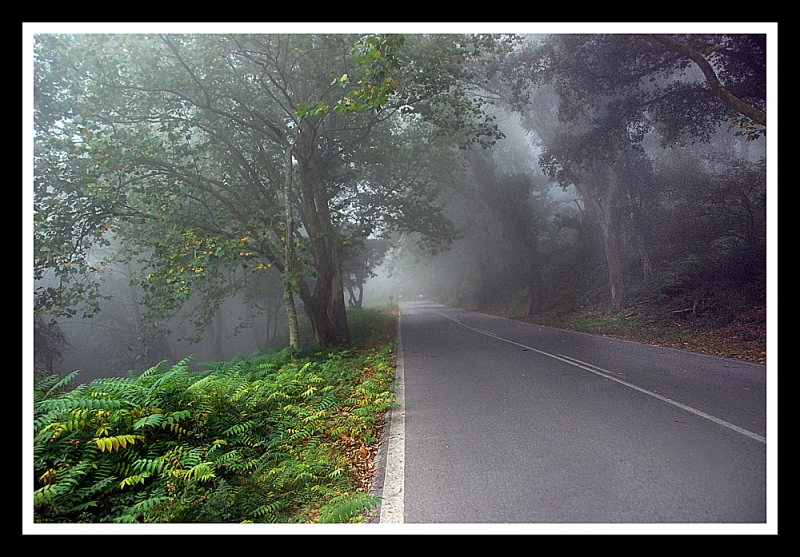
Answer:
33;309;397;524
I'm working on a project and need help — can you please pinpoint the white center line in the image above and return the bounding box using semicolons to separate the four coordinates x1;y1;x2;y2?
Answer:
437;311;766;444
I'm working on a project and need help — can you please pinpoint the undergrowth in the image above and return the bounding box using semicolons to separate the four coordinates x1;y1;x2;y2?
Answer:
528;277;767;365
460;258;767;365
32;309;397;524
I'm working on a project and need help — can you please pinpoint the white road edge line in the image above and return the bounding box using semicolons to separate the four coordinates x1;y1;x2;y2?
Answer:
437;311;766;445
379;311;406;523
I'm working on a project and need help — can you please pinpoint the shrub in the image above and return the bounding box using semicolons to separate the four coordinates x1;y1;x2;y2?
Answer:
33;312;396;524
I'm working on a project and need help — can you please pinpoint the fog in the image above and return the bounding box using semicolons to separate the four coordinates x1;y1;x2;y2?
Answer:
31;31;771;382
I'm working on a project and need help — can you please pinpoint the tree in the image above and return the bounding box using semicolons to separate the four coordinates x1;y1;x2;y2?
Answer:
463;146;550;316
341;237;390;308
644;34;766;133
33;317;68;377
500;33;767;311
34;33;511;348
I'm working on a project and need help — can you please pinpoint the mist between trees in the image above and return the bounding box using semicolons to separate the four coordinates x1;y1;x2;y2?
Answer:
32;32;768;380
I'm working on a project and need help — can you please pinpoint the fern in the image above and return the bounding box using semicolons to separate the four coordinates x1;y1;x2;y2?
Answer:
33;313;399;523
133;413;165;430
318;493;382;523
133;457;167;476
93;434;143;453
36;370;80;400
119;472;152;489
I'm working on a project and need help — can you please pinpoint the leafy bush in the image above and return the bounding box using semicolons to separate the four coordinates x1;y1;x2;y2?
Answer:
33;316;396;524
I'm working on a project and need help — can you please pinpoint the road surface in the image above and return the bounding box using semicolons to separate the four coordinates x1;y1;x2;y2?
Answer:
377;301;771;529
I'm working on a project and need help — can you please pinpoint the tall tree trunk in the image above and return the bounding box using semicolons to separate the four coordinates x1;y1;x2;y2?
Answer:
598;209;625;312
578;177;626;312
636;232;654;278
125;261;173;362
298;244;350;346
294;118;350;347
282;143;301;351
627;190;654;279
329;245;351;343
505;233;544;317
346;282;364;308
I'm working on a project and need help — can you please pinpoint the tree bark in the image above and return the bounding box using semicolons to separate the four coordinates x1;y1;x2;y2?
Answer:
329;247;351;344
294;118;350;346
598;209;625;312
346;282;364;308
636;231;654;278
577;176;626;312
282;143;301;351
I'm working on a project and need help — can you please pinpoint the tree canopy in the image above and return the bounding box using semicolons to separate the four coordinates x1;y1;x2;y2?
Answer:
498;33;767;310
33;32;515;346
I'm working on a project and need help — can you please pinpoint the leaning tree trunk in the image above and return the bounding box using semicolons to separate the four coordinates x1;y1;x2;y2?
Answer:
346;281;364;308
298;246;350;346
522;250;545;317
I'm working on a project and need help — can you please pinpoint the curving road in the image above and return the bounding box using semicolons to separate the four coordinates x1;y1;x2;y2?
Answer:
378;301;771;529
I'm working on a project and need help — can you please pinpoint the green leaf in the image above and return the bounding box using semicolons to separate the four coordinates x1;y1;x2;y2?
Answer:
134;413;164;429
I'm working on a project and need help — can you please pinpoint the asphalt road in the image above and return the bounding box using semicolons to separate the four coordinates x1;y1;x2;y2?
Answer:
378;301;770;528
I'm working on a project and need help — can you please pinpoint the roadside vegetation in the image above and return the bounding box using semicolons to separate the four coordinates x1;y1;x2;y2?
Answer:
30;31;768;525
33;308;397;524
476;272;767;366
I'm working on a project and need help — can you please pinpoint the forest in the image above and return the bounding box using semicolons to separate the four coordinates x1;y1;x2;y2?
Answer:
28;28;771;524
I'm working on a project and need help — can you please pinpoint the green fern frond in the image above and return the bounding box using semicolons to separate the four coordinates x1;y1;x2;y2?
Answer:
35;396;124;415
251;500;284;521
119;472;151;489
71;474;117;501
187;374;217;393
171;461;215;484
212;449;243;470
223;421;254;437
137;360;169;378
166;409;192;423
33;483;61;504
37;370;81;400
207;439;228;453
132;494;171;514
112;513;141;523
70;500;100;513
133;413;164;430
317;492;381;523
132;457;167;476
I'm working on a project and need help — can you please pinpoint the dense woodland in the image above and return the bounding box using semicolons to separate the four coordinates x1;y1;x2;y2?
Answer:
29;30;770;523
32;32;768;378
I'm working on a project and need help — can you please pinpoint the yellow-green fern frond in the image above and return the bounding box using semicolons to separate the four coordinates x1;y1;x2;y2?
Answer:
94;434;143;453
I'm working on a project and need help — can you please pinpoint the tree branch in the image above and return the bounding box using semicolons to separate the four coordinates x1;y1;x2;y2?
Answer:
645;34;766;127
